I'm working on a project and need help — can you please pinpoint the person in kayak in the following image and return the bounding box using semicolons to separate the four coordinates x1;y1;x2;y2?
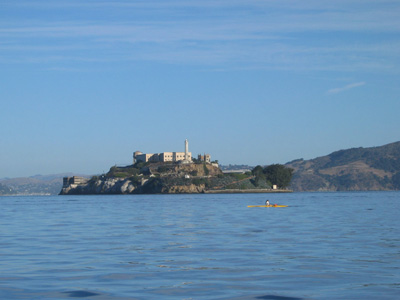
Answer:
265;200;270;206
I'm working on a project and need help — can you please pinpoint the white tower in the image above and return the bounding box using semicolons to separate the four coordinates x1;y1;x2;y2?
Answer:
185;139;189;161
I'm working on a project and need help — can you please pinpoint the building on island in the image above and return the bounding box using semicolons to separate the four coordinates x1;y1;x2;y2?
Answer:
63;176;88;188
197;153;211;163
134;139;192;164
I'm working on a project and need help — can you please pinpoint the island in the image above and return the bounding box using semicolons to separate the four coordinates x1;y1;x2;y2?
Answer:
60;140;293;195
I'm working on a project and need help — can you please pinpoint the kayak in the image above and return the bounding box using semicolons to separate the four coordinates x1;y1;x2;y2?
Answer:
247;205;288;208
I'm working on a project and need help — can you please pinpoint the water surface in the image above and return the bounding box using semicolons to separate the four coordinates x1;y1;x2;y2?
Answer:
1;192;399;299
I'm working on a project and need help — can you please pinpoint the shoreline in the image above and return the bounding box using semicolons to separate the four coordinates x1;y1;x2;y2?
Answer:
58;188;293;195
204;189;292;194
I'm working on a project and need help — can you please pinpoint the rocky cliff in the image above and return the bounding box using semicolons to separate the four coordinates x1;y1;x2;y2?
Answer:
60;162;223;195
60;177;137;195
60;177;208;195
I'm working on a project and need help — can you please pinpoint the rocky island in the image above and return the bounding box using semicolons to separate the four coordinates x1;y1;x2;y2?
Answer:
60;161;292;195
60;139;293;195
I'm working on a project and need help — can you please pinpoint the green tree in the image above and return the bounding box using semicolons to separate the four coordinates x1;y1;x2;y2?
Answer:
251;165;267;187
263;164;294;189
252;165;264;176
254;173;266;187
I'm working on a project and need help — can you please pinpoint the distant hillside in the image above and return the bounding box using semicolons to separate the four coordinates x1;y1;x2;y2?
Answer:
0;173;85;195
0;183;14;195
286;141;400;191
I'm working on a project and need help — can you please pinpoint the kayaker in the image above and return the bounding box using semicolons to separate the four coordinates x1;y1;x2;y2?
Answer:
265;200;270;206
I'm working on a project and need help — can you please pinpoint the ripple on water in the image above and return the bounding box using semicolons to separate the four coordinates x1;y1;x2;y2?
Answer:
0;192;399;300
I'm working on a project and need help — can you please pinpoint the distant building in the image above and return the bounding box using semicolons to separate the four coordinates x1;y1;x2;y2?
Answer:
63;176;88;187
198;153;211;163
134;139;192;164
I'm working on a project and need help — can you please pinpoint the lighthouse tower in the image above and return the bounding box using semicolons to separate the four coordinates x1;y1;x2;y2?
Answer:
185;139;189;161
180;139;192;164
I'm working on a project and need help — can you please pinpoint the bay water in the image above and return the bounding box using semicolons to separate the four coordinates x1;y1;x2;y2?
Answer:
0;192;399;299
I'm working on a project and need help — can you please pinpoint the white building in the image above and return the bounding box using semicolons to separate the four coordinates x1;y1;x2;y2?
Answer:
134;139;192;164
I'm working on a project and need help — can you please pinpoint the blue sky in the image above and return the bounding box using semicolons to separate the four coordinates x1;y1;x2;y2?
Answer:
1;0;400;178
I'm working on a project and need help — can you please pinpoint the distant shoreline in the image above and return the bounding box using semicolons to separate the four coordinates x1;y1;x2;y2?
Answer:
204;189;292;194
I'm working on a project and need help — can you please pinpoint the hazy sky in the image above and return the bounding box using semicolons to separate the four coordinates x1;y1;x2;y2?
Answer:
1;0;400;178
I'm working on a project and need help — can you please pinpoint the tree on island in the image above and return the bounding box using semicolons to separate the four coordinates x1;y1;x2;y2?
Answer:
252;164;294;189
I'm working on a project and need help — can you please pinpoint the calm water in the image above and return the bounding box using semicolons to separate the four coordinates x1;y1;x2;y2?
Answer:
0;192;399;300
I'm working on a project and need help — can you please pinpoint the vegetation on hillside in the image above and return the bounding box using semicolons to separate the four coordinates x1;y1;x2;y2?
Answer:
286;141;400;191
0;183;14;195
106;165;141;178
252;164;294;189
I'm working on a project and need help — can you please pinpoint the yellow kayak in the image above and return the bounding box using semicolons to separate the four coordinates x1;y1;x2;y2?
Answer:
248;205;288;208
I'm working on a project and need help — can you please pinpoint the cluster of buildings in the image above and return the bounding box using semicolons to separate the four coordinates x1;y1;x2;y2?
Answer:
133;139;211;164
63;140;212;188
